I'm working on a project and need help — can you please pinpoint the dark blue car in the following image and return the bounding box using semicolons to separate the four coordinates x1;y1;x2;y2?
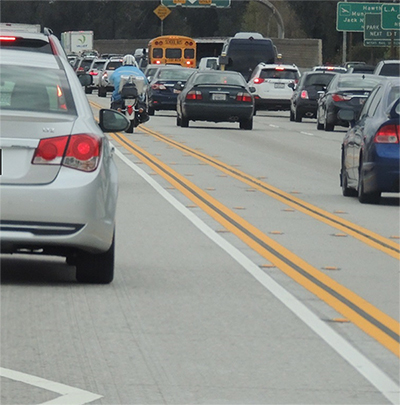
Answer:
340;77;400;204
147;65;195;115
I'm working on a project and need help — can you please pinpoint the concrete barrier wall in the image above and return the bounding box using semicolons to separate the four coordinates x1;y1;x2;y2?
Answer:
93;37;322;70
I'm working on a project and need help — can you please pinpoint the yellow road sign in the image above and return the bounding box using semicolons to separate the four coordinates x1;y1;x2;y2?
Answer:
154;5;171;20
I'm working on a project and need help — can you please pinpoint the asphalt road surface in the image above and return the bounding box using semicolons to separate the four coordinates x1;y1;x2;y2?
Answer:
1;93;399;405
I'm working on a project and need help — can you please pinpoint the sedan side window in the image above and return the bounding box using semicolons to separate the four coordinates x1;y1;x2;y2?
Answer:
359;87;379;119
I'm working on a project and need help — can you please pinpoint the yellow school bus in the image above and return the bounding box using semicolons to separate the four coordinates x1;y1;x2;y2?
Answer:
148;35;196;68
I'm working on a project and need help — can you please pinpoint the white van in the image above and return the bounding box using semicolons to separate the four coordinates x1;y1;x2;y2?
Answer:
198;57;219;70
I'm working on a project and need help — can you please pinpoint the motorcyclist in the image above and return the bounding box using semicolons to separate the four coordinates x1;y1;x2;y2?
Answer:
109;54;148;111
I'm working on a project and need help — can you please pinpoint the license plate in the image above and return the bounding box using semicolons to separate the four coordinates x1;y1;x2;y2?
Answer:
274;83;285;89
212;93;226;101
173;89;181;94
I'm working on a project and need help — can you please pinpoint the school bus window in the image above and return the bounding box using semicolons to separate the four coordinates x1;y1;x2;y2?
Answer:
166;49;182;59
184;49;195;59
153;48;163;58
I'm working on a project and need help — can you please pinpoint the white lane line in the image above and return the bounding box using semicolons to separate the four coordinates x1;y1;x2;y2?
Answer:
269;124;280;128
301;131;314;136
0;367;102;405
114;146;400;405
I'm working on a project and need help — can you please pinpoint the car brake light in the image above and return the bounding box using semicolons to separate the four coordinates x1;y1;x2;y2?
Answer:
89;71;98;76
186;90;202;100
253;77;264;84
0;35;17;42
236;92;252;102
374;124;399;144
152;83;167;90
32;136;69;165
32;134;101;172
332;93;351;102
300;90;309;99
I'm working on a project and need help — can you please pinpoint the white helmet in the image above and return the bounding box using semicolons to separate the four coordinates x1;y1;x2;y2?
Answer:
123;54;136;66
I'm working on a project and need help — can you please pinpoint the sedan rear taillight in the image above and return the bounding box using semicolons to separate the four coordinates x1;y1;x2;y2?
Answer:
374;124;399;144
300;90;309;99
236;92;252;102
32;134;101;172
186;90;202;100
332;93;352;102
151;83;167;90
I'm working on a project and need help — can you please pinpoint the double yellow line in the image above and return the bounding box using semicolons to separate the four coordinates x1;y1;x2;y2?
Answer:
108;127;400;357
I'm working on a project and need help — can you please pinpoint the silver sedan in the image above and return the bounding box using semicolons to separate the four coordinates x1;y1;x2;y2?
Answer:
0;48;129;283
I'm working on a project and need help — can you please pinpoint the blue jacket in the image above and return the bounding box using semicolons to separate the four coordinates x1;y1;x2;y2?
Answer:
109;65;148;101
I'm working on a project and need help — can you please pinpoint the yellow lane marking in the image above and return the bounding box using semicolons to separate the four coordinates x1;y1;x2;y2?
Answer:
135;125;400;260
110;130;400;357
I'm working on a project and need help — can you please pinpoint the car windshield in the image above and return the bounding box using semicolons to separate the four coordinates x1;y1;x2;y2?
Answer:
380;64;400;77
260;69;298;80
304;74;334;87
157;69;194;81
195;73;244;86
0;64;76;114
337;76;382;90
92;61;106;70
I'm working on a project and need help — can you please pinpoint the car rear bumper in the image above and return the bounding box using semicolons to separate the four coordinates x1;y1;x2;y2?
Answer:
362;159;400;194
0;162;118;255
182;103;253;122
149;93;179;110
254;97;291;110
295;99;318;117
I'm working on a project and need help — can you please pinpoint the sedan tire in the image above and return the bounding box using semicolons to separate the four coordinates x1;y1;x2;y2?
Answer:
341;163;357;197
76;233;115;284
358;166;381;204
98;87;107;98
180;115;189;128
239;117;253;130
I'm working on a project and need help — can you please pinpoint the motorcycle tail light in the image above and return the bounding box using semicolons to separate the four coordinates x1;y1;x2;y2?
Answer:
374;124;399;144
236;92;252;102
127;105;134;115
33;134;101;172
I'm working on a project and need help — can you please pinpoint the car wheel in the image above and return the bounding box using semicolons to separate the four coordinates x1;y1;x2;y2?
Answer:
358;165;380;204
76;233;115;284
295;110;302;122
85;87;93;95
181;115;189;127
289;109;294;121
239;117;253;130
341;161;357;197
98;87;107;97
176;115;181;126
148;106;155;116
325;122;334;131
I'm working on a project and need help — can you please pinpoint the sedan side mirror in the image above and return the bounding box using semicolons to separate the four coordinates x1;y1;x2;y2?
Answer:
99;109;130;132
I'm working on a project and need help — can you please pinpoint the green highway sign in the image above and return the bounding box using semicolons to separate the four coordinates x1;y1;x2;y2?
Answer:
337;2;382;32
364;13;400;47
381;3;400;30
161;0;230;7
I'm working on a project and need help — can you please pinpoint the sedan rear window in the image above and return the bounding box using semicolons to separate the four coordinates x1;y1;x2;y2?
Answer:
157;69;194;81
260;69;299;80
195;73;245;86
304;74;334;87
0;65;76;114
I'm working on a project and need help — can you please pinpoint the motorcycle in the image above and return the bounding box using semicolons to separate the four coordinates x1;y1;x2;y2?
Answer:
111;74;149;133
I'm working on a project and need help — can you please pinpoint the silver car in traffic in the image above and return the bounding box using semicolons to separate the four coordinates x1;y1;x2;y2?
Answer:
0;48;129;283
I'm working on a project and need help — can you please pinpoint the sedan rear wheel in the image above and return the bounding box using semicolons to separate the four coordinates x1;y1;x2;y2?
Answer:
76;232;115;284
176;115;181;126
180;115;189;128
358;166;381;204
239;117;253;130
98;87;107;97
